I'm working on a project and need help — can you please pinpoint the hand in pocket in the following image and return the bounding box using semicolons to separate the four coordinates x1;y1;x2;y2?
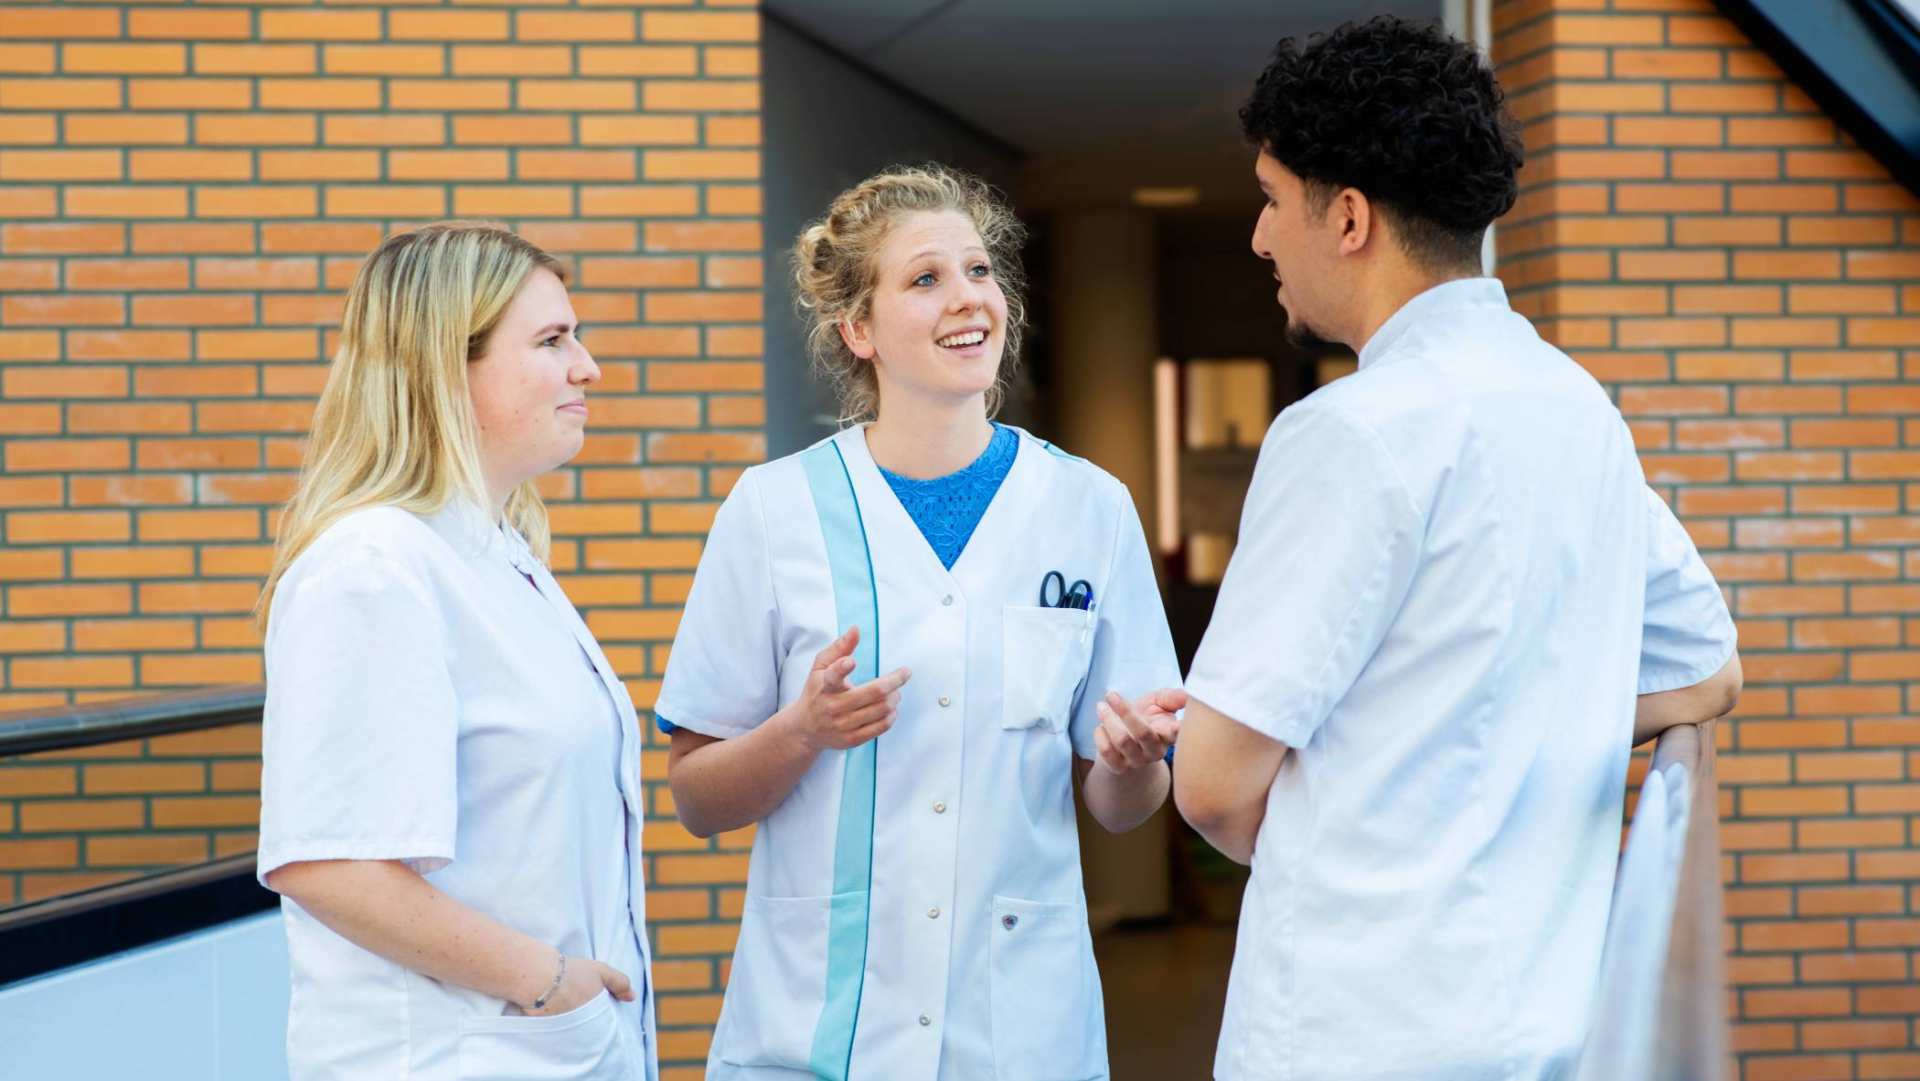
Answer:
510;956;635;1017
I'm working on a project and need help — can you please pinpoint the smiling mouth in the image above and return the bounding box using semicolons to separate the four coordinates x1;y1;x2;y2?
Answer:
936;329;988;348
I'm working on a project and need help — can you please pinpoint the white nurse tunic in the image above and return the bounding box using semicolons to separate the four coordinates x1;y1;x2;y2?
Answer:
656;424;1181;1081
1186;279;1738;1080
258;501;658;1081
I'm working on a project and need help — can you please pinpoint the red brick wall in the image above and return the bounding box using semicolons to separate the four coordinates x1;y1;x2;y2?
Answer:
1494;1;1920;1077
0;5;761;1073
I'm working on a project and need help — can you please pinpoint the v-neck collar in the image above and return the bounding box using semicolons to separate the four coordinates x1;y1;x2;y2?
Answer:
475;507;641;739
833;423;1030;589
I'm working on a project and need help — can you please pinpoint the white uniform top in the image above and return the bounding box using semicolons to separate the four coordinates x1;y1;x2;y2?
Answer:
656;424;1181;1081
1187;279;1737;1081
257;501;658;1081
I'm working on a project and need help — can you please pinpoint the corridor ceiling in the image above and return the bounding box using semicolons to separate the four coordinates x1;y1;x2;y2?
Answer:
762;0;1441;212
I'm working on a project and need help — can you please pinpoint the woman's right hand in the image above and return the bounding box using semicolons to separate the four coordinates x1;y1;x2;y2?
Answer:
520;955;634;1017
786;626;911;752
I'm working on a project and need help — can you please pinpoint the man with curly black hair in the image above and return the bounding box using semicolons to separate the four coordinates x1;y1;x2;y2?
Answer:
1172;17;1743;1080
1239;13;1524;347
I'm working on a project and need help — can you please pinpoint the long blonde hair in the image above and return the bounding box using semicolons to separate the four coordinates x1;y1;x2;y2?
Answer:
792;163;1029;424
257;222;564;628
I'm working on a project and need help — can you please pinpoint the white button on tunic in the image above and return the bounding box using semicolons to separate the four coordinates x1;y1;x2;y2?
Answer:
658;425;1181;1081
1187;280;1737;1081
258;503;658;1081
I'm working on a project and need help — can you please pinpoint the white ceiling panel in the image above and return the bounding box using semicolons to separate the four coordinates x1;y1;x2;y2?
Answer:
769;0;968;56
765;0;1444;211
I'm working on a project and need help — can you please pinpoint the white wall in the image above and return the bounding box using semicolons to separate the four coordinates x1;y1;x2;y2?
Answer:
0;911;289;1081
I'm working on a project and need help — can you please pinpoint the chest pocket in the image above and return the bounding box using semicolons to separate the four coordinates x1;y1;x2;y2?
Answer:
1001;605;1095;733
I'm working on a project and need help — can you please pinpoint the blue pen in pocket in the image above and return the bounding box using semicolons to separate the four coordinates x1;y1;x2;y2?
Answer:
1039;570;1094;611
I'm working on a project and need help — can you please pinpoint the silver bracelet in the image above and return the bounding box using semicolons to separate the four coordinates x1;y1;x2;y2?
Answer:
530;952;566;1012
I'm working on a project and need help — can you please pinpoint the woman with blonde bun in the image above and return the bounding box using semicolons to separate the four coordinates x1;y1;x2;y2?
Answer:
257;222;657;1081
658;165;1183;1081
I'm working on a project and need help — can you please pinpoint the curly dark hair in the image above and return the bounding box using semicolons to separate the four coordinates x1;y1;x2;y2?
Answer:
1240;16;1524;271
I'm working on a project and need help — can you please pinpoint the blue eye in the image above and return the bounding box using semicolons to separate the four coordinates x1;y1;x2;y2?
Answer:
913;272;935;287
969;263;991;278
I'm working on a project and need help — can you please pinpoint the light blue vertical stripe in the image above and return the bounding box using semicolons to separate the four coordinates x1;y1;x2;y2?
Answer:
800;439;879;1081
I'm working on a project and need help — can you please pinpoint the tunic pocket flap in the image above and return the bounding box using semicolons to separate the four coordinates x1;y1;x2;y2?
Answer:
1001;605;1095;733
987;895;1106;1081
456;989;627;1080
713;892;840;1070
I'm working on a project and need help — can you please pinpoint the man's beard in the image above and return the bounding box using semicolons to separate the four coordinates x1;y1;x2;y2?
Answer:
1281;307;1336;351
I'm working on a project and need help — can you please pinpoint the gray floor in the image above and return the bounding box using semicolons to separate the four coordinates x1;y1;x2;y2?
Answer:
1097;922;1237;1081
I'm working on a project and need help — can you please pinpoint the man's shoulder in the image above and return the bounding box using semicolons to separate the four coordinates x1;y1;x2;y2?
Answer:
1274;375;1414;460
1300;330;1617;444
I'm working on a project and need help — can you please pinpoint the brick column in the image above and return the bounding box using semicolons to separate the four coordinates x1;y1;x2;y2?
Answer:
1494;1;1920;1078
0;4;761;1071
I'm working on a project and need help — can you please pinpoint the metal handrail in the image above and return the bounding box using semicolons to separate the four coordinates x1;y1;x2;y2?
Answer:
0;851;259;936
0;685;275;984
0;684;264;758
0;852;274;987
1648;719;1726;1081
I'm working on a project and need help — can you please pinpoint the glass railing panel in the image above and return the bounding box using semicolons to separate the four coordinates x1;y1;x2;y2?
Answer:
0;687;262;915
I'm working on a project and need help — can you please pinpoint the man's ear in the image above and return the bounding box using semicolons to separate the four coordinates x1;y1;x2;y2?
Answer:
838;316;876;360
1337;187;1372;256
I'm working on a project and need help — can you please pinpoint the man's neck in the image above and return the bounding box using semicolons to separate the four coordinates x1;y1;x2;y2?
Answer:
1347;265;1481;354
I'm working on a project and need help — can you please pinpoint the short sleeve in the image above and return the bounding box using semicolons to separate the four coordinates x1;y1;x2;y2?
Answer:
654;473;781;739
1639;486;1736;694
1069;490;1183;761
256;544;458;885
1184;403;1422;748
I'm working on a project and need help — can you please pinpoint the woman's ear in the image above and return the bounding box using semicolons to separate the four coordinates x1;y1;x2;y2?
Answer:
838;316;877;361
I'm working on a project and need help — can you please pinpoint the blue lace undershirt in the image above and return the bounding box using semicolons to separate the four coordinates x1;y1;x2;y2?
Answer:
877;423;1018;570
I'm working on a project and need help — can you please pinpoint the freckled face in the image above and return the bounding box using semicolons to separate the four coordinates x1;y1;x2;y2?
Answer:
468;267;598;498
843;210;1009;412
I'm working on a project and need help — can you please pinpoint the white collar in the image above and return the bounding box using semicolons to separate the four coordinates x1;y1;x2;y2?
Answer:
421;497;537;573
1357;277;1511;370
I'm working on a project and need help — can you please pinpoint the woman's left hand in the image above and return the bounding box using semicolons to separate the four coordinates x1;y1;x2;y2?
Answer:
1093;687;1187;774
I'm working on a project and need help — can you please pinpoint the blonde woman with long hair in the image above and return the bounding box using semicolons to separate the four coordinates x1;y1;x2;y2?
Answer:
656;165;1183;1081
255;223;657;1081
